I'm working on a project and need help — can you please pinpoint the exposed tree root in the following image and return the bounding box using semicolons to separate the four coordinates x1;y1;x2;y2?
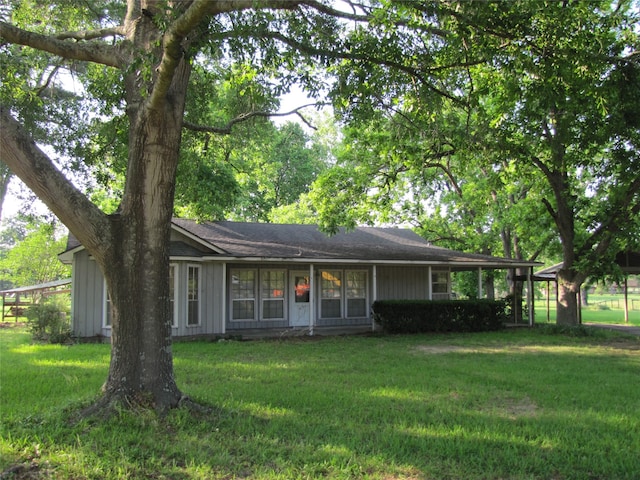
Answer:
70;392;212;424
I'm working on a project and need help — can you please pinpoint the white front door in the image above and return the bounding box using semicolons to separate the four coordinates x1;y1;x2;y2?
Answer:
289;271;311;327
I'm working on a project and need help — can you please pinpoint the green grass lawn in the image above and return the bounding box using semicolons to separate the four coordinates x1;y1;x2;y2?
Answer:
1;325;639;479
534;293;640;326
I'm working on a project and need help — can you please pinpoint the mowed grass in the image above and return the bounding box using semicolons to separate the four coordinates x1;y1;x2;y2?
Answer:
1;326;639;479
534;293;640;326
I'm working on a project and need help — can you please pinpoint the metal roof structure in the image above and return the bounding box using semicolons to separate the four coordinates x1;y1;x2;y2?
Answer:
0;278;72;295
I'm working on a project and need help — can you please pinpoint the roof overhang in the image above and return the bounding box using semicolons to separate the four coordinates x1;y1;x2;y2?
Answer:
175;254;540;270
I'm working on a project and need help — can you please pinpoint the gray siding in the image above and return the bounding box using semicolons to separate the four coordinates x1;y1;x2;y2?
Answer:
376;266;430;300
70;250;450;338
71;254;225;339
71;251;105;338
376;266;449;300
170;262;222;337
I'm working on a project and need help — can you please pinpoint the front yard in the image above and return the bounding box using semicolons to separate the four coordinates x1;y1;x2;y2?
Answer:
1;325;639;479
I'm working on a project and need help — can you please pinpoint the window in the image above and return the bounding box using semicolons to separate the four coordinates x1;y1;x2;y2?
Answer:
104;283;112;328
346;271;367;317
320;270;342;318
230;268;290;321
231;269;256;320
320;270;368;319
261;270;285;320
432;271;449;294
187;265;200;326
169;265;177;327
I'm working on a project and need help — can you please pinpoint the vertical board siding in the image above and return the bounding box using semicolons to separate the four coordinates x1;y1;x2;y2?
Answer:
376;266;430;300
71;251;105;338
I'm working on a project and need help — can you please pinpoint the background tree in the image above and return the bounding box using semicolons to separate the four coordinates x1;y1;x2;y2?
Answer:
0;216;70;292
309;0;639;325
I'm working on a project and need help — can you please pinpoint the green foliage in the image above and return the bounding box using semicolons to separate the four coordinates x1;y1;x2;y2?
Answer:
372;299;509;334
309;0;638;298
25;297;72;344
534;323;606;338
0;217;69;289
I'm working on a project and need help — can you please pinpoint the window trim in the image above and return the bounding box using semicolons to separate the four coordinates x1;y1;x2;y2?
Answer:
103;281;111;329
260;269;286;321
230;268;257;322
169;264;178;328
319;269;369;320
432;269;450;294
345;270;368;319
186;264;201;327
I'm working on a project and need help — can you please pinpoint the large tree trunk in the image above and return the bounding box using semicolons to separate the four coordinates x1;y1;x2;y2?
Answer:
556;268;581;326
100;213;181;410
94;54;192;411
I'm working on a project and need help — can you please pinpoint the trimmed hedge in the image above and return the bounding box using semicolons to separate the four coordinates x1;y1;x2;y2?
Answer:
372;299;509;334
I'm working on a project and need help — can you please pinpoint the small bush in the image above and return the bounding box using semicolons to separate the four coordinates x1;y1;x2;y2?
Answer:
535;323;602;338
372;299;509;334
26;299;72;344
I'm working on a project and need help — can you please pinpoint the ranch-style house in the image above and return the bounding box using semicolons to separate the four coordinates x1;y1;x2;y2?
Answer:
59;219;539;339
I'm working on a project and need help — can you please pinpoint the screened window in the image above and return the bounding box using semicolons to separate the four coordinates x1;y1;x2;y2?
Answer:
231;270;256;320
346;271;367;317
432;271;449;294
187;265;200;326
261;270;285;320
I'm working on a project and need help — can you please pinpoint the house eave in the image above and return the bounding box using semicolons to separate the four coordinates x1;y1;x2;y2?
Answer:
58;245;83;264
181;255;540;269
171;221;227;254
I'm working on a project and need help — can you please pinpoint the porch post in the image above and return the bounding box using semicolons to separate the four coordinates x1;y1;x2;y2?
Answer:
624;275;629;324
221;262;227;335
372;265;377;331
427;266;432;300
527;266;534;327
546;280;550;323
309;264;315;336
477;267;483;299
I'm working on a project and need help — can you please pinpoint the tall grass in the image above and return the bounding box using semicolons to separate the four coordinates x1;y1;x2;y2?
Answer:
1;326;639;479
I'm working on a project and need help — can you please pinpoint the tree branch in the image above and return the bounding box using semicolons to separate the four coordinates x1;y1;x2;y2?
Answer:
258;30;468;106
541;197;558;222
0;105;111;258
56;26;127;41
0;22;122;68
183;103;327;134
147;0;304;110
300;0;451;37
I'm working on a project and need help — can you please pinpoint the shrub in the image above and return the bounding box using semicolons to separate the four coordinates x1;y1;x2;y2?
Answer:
372;299;509;334
26;298;72;344
535;323;602;338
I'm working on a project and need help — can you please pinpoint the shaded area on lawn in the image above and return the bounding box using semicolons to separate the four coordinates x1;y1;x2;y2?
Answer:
1;326;639;479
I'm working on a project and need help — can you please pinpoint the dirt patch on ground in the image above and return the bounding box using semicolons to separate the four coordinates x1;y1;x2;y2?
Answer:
0;322;27;329
489;395;539;420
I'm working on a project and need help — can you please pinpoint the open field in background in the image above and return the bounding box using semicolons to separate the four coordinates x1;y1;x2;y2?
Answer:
1;325;639;479
533;293;640;326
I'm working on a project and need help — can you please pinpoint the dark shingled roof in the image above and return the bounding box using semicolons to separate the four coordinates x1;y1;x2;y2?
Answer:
172;219;536;268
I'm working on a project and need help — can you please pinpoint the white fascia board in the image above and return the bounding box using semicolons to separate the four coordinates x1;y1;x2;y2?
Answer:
58;245;84;264
194;255;541;269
